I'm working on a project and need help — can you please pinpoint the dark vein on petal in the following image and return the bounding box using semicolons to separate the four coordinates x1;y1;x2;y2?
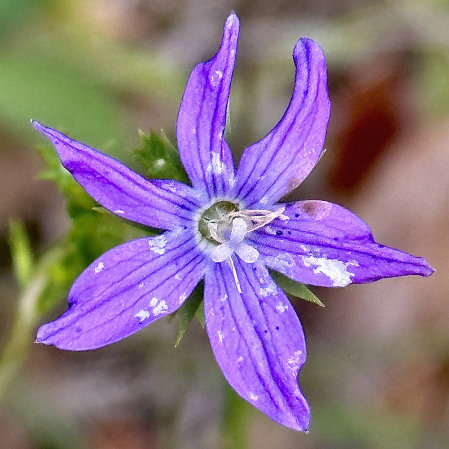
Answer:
252;85;321;204
235;56;311;200
254;233;428;269
74;233;193;300
216;263;281;412
82;256;206;339
53;134;198;212
44;242;204;341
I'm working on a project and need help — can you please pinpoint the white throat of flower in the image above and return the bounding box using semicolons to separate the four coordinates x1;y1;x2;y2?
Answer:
203;206;287;293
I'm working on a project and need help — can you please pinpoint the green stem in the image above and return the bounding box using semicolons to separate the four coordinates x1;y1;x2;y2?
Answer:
0;272;46;401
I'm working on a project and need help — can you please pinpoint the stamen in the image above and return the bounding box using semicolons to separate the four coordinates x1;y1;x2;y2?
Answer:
198;201;288;293
199;203;285;293
229;206;286;232
227;257;242;293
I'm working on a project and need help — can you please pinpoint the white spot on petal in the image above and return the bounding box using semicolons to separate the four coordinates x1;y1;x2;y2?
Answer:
249;393;259;401
210;152;226;175
148;235;167;255
152;299;168;315
138;282;144;289
276;302;288;313
135;309;150;322
287;350;303;370
302;256;358;287
94;262;104;273
259;282;277;297
149;297;158;307
210;69;223;87
114;210;125;215
217;331;224;343
179;292;187;304
265;254;295;276
236;356;244;363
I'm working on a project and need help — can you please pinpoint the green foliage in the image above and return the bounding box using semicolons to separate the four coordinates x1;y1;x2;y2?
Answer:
9;219;34;289
312;402;423;448
270;270;324;307
419;47;449;119
0;52;128;150
0;0;39;39
174;282;205;347
34;140;160;314
135;130;189;183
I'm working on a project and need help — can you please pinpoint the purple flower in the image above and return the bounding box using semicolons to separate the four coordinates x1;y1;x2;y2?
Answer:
32;13;433;431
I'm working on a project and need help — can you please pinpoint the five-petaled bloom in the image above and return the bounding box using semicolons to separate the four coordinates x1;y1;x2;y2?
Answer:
33;13;433;431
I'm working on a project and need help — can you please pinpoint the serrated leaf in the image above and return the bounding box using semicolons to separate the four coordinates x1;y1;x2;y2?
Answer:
270;270;325;307
135;130;189;183
174;282;204;347
9;219;34;288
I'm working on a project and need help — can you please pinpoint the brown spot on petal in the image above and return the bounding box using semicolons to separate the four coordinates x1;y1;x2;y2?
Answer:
300;201;332;220
288;176;301;191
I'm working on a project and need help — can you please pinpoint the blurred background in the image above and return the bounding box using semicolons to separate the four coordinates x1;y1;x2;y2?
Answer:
0;0;448;448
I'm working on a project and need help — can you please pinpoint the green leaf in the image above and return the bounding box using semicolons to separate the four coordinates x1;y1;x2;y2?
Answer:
8;219;34;289
174;282;204;347
135;130;189;183
195;299;205;328
270;270;325;307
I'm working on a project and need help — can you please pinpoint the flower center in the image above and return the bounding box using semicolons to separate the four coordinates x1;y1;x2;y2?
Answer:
198;200;286;260
198;201;287;293
198;201;239;244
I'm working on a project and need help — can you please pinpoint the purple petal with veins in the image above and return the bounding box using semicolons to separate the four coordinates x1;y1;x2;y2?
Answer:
250;201;433;287
33;12;433;432
205;260;309;431
37;230;206;350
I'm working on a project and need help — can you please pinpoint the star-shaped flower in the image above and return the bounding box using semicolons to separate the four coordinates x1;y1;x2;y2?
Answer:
32;13;433;431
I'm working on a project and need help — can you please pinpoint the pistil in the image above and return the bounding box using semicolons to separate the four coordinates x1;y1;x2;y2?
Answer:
198;202;286;293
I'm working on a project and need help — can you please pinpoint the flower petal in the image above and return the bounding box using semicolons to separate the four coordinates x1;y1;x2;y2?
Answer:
204;259;309;431
37;229;206;350
176;13;239;198
235;38;331;207
250;201;434;287
33;121;199;230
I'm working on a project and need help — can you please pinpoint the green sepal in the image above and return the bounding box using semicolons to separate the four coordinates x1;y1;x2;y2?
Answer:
270;270;325;307
9;219;34;289
174;281;204;347
135;130;189;183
